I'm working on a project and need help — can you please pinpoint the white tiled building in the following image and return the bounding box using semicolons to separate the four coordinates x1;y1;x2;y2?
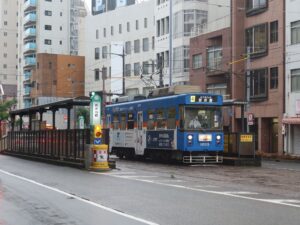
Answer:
84;0;229;100
17;0;86;108
284;0;300;155
0;0;18;86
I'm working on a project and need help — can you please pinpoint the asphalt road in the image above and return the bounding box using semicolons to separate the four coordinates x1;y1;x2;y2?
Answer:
0;155;300;225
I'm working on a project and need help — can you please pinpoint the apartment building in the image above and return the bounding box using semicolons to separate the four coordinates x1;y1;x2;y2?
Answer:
17;0;86;109
284;0;300;155
190;0;285;154
84;0;156;98
0;0;18;86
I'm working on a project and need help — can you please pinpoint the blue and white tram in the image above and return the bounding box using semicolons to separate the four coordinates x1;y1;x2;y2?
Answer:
105;93;223;163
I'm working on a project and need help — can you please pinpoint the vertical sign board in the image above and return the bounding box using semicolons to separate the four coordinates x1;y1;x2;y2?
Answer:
90;93;102;125
78;116;84;129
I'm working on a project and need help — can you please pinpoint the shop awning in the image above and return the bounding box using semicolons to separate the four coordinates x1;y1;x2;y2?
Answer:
282;117;300;124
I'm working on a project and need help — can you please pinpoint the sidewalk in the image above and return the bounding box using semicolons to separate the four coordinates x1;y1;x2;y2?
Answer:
257;151;300;163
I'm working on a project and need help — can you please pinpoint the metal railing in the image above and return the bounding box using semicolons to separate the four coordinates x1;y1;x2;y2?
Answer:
0;136;7;152
6;129;90;164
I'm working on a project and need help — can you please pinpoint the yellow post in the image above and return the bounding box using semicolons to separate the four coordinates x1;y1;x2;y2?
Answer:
90;144;110;171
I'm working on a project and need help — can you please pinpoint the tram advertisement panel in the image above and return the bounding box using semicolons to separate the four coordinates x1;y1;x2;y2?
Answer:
146;131;175;149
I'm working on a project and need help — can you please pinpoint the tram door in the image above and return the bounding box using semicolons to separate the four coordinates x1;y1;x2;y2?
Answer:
136;111;144;155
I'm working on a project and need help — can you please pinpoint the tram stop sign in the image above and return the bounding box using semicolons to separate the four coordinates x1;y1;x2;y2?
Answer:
90;92;102;126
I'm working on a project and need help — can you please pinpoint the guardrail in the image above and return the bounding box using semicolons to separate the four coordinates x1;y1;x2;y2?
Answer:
6;129;90;165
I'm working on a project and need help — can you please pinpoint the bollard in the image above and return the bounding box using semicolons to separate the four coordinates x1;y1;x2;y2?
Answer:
90;144;110;172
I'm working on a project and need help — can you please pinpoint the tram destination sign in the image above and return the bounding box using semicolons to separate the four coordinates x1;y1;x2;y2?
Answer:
190;95;218;103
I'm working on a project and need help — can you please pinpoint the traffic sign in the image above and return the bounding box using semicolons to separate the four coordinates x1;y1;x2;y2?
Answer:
94;138;102;145
247;113;254;126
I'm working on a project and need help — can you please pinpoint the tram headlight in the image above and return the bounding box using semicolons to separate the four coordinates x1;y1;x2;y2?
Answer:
187;134;193;141
216;134;221;144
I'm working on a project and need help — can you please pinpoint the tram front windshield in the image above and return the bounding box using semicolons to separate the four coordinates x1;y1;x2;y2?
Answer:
184;106;222;130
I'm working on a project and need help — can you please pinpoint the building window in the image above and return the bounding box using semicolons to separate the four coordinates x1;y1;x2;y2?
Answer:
3;53;7;58
207;83;228;99
166;16;169;34
152;36;155;49
103;28;106;37
165;51;169;67
249;68;268;100
143;61;149;74
45;10;52;16
45;0;52;2
125;41;131;54
144;18;147;28
270;21;278;43
207;46;222;71
3;64;7;69
111;26;114;36
95;69;100;81
246;0;268;16
127;22;130;32
291;69;300;92
96;29;99;39
4;32;7;36
173;46;189;73
44;39;52;45
60;12;63;16
134;39;140;53
136;20;139;30
119;24;122;34
125;64;131;77
143;38;149;52
95;47;100;59
156;20;160;37
44;25;52;30
49;62;52;69
59;40;62;45
291;20;300;45
245;23;268;58
60;26;62;31
134;62;140;76
102;46;107;58
192;54;202;69
270;67;278;89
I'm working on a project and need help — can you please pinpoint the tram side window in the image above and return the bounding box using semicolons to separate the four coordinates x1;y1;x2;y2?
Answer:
112;114;119;129
147;111;155;130
120;114;126;130
127;113;134;129
156;109;166;129
167;108;176;129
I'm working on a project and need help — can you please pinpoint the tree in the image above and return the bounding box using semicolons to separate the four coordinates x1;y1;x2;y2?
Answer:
0;99;17;137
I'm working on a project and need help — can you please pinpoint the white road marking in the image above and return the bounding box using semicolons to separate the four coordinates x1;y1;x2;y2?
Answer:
120;176;158;179
194;185;219;188
221;191;259;195
0;169;159;225
93;172;300;208
155;179;185;183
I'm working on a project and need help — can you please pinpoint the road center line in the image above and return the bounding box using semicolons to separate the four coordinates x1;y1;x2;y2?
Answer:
92;172;300;209
0;169;159;225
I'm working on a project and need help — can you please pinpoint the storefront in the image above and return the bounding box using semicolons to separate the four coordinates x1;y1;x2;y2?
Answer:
283;117;300;156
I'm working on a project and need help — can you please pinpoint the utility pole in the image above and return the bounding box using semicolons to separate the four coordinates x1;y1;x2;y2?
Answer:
169;0;173;87
246;46;251;133
122;47;125;95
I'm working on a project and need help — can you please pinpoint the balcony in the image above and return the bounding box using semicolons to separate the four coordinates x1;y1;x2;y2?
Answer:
24;86;31;95
24;28;36;39
24;42;36;53
24;13;36;26
24;99;32;108
24;57;36;67
24;0;36;12
23;72;32;84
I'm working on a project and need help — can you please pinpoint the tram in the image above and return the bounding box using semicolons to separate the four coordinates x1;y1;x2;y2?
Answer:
105;90;223;163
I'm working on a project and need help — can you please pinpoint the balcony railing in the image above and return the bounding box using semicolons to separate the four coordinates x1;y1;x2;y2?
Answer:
24;13;36;26
24;42;36;52
24;28;36;39
24;0;36;11
24;57;36;66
